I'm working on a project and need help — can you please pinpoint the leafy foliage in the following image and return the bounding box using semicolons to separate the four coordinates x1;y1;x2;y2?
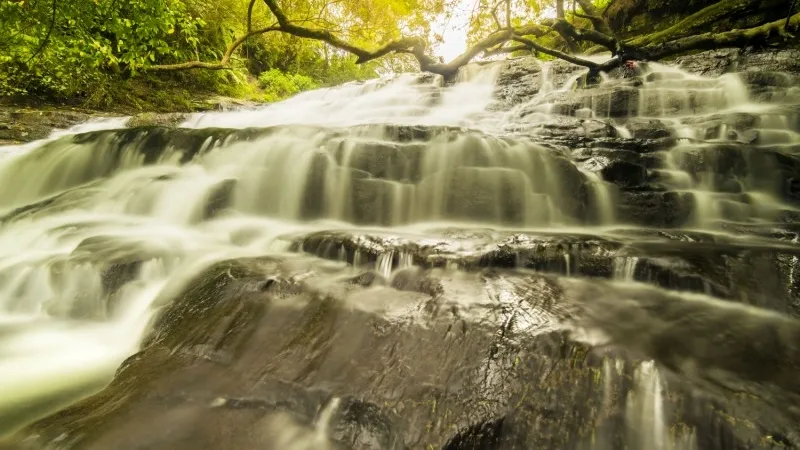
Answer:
257;69;317;99
0;0;443;104
0;0;206;98
1;0;778;107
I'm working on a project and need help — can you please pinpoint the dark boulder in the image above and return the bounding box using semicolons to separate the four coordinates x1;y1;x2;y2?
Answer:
584;157;648;189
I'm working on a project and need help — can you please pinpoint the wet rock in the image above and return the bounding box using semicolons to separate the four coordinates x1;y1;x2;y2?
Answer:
377;124;459;142
618;191;695;227
126;112;188;128
494;58;583;107
584;157;648;188
390;267;443;297
15;257;800;450
350;177;410;226
6;45;800;450
672;48;800;78
581;119;615;138
739;71;800;89
101;261;142;296
328;138;420;182
785;178;800;202
0;108;101;144
442;417;504;450
202;179;236;220
416;167;539;226
494;58;543;107
530;86;640;118
346;271;387;287
619;119;674;139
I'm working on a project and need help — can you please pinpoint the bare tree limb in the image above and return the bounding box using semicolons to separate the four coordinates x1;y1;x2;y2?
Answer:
483;43;531;57
552;0;580;53
543;18;617;51
788;0;799;28
572;11;600;21
246;0;257;32
148;0;800;83
258;0;440;68
149;25;280;70
26;0;57;64
511;35;600;68
573;0;615;37
490;0;504;30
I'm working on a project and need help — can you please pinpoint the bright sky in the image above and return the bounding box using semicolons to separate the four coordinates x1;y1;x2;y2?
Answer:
431;2;557;62
431;0;476;61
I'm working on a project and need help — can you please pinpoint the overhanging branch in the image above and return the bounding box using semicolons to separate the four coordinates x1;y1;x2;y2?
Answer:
625;0;764;47
511;36;600;68
574;0;615;37
148;0;800;83
483;43;531;57
641;12;800;60
543;18;617;52
149;25;279;70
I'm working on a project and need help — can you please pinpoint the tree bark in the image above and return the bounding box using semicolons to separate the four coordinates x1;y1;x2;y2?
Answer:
640;12;800;60
552;0;581;53
626;0;765;47
573;0;615;37
512;36;601;67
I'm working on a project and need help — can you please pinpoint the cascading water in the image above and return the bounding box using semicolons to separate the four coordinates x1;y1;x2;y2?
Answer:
2;50;800;450
632;63;800;227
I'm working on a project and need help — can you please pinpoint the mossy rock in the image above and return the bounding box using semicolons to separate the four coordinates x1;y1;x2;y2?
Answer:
126;112;188;129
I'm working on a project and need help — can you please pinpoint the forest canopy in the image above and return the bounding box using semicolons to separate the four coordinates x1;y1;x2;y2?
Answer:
1;0;797;108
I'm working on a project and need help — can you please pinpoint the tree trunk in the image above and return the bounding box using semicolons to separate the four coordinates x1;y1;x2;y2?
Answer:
626;0;768;47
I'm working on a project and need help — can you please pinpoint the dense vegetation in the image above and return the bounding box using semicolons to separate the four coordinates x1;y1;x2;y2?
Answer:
0;0;441;108
1;0;797;110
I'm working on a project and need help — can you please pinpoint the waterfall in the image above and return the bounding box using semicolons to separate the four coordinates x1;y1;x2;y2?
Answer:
613;257;639;281
633;62;799;226
1;49;799;449
626;361;697;450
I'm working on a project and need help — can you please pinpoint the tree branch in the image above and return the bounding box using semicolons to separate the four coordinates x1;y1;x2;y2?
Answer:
147;0;799;84
625;0;764;48
788;0;799;29
26;0;57;64
572;11;600;21
573;0;615;37
641;12;800;61
258;0;553;78
544;18;617;52
490;0;504;30
483;43;532;57
261;0;420;64
511;35;600;68
551;0;580;53
149;25;280;70
247;0;257;32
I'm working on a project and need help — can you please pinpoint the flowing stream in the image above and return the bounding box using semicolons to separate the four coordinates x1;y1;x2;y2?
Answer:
1;53;800;449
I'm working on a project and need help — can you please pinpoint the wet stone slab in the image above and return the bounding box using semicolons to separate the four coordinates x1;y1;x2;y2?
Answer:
9;257;800;450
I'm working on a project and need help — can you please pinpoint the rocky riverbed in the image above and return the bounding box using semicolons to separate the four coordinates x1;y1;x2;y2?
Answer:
1;47;799;450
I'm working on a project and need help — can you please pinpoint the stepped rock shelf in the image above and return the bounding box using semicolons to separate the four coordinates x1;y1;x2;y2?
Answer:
1;47;799;450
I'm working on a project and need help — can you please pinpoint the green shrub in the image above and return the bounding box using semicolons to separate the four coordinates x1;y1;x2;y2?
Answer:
257;69;318;101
